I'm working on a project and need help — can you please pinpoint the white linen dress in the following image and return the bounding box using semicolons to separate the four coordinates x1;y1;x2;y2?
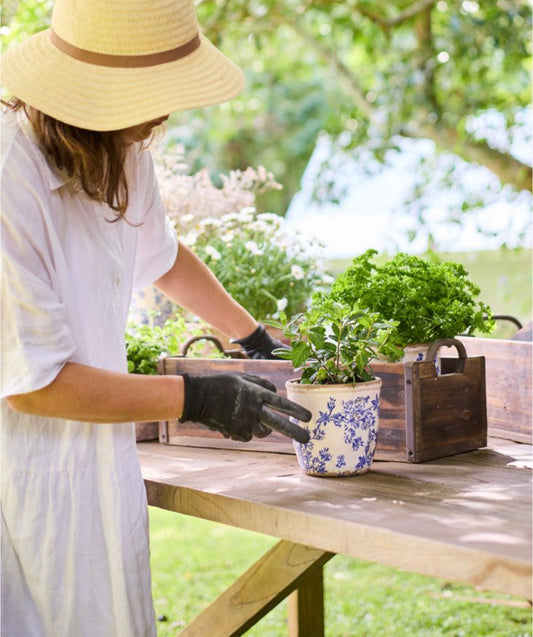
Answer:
1;108;179;637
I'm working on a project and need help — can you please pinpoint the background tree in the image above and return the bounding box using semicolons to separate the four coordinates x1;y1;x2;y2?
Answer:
3;0;531;216
196;0;532;212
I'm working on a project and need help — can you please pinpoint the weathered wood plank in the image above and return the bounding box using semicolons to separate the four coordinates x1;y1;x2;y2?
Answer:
160;357;298;397
134;421;159;441
159;357;298;451
405;356;487;462
288;565;326;637
457;337;532;443
178;540;333;637
139;440;532;598
371;362;408;461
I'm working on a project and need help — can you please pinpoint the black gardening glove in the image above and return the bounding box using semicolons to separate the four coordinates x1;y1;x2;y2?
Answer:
180;372;311;443
233;324;288;360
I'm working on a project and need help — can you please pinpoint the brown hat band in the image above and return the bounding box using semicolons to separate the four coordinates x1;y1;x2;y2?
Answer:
49;30;201;68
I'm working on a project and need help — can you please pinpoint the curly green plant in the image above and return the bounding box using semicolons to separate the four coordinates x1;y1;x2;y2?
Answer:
126;315;223;375
330;250;493;352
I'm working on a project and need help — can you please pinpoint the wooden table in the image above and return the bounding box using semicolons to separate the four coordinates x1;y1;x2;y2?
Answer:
138;439;532;636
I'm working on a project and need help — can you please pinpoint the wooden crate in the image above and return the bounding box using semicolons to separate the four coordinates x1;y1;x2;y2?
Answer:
135;421;159;441
370;346;487;462
456;336;531;444
157;338;488;463
158;357;301;453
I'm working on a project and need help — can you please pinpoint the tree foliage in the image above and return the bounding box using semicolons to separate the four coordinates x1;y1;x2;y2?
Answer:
195;0;532;205
3;0;531;215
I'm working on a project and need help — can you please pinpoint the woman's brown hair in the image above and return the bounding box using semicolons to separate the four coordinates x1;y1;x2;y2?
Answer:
4;98;131;219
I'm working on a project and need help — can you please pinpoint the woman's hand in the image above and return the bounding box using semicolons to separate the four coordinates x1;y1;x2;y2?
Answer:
180;372;310;443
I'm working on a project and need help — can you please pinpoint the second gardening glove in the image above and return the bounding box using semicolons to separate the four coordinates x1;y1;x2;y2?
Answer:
180;372;311;443
232;324;288;360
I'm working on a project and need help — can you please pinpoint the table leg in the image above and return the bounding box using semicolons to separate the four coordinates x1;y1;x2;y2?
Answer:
288;564;326;637
178;540;334;637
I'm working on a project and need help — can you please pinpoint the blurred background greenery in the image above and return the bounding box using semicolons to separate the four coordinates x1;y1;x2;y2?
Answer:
3;0;531;211
3;0;531;329
2;3;531;632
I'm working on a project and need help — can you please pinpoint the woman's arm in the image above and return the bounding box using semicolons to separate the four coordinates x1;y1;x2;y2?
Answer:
5;244;310;440
154;241;258;340
6;362;184;423
5;361;311;442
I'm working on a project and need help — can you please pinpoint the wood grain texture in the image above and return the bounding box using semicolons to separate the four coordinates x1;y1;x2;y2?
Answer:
178;541;333;637
288;566;326;637
159;357;298;452
371;362;408;461
138;439;532;598
457;337;532;443
134;421;159;442
159;357;299;396
405;356;487;462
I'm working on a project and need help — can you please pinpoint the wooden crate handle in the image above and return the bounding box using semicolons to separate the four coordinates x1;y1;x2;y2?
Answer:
425;338;468;373
180;335;248;359
182;335;226;356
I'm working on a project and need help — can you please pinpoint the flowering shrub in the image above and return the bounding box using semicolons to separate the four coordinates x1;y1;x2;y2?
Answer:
154;145;282;236
152;145;332;322
182;207;333;321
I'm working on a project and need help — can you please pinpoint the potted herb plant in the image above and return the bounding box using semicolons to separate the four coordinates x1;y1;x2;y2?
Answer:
268;295;400;477
329;249;494;363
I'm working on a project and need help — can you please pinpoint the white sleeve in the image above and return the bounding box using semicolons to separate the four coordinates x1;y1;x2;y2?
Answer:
1;168;76;398
132;150;178;291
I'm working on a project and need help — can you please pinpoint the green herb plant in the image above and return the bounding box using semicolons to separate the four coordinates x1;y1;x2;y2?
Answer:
126;314;223;375
330;249;494;356
268;295;400;385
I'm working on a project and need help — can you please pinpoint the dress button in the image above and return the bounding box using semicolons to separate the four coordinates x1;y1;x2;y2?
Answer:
115;277;121;287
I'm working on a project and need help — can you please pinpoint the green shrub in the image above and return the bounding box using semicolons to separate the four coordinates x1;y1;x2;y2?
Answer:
330;250;494;352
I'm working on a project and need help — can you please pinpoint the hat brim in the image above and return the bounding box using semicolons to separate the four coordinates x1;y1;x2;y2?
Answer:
2;30;244;131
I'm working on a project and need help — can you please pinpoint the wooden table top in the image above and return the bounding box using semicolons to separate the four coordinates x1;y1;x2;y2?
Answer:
138;438;532;599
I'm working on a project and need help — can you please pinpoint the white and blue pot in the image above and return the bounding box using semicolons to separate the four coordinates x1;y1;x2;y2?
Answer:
286;378;382;477
402;343;441;375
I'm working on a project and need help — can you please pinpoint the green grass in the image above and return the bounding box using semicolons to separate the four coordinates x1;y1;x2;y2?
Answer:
149;507;532;636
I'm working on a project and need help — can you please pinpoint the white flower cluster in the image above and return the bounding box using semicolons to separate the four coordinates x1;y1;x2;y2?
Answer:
152;145;331;321
184;207;329;319
153;146;282;236
204;245;222;261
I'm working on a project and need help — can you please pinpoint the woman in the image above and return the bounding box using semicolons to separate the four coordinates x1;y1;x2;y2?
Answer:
1;1;310;635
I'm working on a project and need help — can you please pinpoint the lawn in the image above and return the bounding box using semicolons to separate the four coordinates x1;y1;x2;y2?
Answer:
149;507;532;636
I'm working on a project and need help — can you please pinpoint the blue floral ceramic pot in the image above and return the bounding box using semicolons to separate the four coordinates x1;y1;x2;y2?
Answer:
286;378;382;477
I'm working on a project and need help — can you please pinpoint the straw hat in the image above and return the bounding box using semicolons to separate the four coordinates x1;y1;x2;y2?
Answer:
1;0;244;131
